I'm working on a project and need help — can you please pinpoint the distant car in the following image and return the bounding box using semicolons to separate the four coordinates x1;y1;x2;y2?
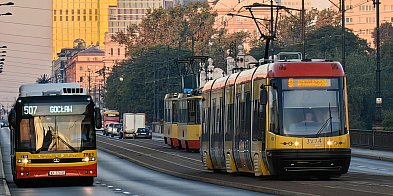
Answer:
105;123;123;137
133;128;152;139
0;120;9;128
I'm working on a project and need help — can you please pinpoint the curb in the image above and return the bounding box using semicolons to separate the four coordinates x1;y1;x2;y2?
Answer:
0;145;11;196
351;152;393;162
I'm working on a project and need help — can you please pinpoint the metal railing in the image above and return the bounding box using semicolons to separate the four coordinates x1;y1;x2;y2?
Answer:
350;129;393;151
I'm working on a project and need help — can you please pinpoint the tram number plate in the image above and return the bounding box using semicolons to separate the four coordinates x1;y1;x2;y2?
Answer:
49;171;66;176
306;138;322;145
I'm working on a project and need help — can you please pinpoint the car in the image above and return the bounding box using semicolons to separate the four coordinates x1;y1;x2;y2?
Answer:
105;123;123;137
133;127;152;139
0;120;9;128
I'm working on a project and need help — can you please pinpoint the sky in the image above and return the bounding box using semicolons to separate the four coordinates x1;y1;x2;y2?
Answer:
0;0;52;109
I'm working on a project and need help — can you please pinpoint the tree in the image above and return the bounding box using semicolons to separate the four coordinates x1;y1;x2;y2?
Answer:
103;45;192;122
36;74;51;83
372;22;393;47
112;2;217;57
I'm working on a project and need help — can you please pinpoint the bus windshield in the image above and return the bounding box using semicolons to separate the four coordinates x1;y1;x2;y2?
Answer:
18;115;95;153
281;78;345;137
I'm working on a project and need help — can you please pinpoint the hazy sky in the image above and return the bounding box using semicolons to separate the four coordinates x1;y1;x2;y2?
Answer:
0;0;52;108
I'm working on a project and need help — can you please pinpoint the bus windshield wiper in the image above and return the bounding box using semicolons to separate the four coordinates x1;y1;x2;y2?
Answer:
55;134;78;152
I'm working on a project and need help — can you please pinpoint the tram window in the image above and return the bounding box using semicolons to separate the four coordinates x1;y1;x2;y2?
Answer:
225;103;234;141
212;98;216;136
252;100;262;141
269;89;279;134
245;92;251;134
196;100;201;124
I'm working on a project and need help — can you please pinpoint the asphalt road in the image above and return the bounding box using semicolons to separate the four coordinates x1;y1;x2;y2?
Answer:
96;132;393;196
0;128;266;196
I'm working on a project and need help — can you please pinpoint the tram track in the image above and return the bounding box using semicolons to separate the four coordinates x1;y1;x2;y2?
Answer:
97;135;393;196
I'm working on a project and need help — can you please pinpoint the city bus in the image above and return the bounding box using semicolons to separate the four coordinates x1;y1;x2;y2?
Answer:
201;60;351;178
8;83;102;186
103;110;120;128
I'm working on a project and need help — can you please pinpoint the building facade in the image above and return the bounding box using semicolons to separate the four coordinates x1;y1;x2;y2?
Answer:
330;0;393;47
65;45;105;105
108;0;165;35
52;0;117;59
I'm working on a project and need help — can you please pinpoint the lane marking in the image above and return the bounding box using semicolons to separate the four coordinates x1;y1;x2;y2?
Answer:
98;135;200;163
98;140;204;172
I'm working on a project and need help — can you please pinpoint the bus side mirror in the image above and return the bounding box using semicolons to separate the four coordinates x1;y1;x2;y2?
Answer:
95;108;102;129
260;85;268;106
8;108;16;129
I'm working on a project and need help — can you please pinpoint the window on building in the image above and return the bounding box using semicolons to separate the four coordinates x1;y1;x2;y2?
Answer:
95;9;98;15
72;16;74;21
345;17;352;23
110;48;114;56
84;16;86;21
53;10;56;15
95;16;98;21
77;9;80;14
80;66;83;71
60;16;62;21
89;9;92;14
54;16;56;21
89;16;92;21
78;16;80;21
60;9;62;15
66;16;68;21
118;48;120;55
66;9;68;15
80;77;83;82
72;9;74;14
359;17;366;23
83;9;86;14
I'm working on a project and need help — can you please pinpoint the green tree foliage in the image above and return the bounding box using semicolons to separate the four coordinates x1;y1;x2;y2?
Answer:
36;74;51;84
112;2;217;57
103;46;192;122
372;22;393;46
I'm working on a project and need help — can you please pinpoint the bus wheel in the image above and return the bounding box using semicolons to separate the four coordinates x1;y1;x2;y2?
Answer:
82;177;94;186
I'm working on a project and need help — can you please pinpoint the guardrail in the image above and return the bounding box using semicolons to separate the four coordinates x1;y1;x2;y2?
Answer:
350;129;393;151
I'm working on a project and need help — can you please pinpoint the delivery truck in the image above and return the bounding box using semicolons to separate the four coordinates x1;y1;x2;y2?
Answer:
122;113;146;138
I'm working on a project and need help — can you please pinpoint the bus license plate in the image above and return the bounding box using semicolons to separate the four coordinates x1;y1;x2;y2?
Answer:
306;138;322;145
49;171;66;176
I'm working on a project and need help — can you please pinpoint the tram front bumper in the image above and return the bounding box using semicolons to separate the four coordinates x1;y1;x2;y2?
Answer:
267;148;351;175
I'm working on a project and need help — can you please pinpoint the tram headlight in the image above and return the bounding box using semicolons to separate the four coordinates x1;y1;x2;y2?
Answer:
327;140;333;146
294;141;300;147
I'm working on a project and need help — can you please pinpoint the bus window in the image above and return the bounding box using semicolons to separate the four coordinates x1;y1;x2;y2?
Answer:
19;119;34;149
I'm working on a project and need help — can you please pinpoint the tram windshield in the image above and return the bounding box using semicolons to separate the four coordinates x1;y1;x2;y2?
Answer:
281;78;345;137
17;103;96;152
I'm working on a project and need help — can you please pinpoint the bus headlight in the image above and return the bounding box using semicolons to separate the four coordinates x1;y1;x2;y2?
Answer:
83;157;90;162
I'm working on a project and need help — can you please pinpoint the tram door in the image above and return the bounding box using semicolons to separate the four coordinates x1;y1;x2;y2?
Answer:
233;91;253;171
209;97;225;169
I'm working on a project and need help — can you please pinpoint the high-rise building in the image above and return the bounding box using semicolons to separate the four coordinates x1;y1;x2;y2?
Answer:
108;0;164;35
330;0;393;47
52;0;117;59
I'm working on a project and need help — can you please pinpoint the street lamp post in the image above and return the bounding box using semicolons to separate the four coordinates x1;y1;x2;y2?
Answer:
88;68;91;96
374;0;382;128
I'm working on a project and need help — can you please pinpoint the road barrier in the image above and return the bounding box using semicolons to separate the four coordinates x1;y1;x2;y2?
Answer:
350;129;393;151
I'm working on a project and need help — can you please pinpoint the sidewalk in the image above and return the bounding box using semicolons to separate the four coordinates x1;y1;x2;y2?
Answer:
0;143;11;196
351;147;393;162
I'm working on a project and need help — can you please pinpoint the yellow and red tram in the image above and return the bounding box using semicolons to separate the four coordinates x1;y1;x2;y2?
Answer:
201;61;351;177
